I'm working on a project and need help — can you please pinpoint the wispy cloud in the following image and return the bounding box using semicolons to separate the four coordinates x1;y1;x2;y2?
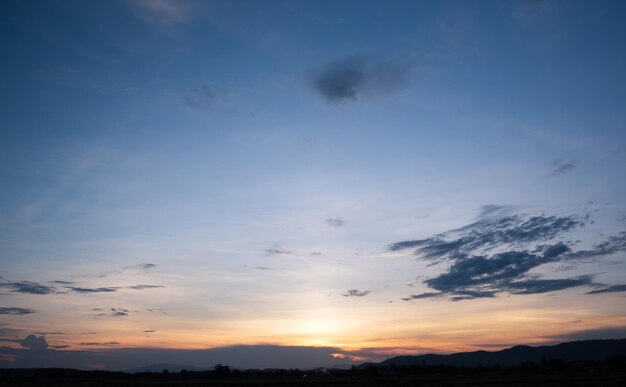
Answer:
343;289;370;297
127;284;164;290
568;232;626;261
0;328;23;338
310;54;414;103
0;307;36;315
586;284;626;295
263;246;294;256
546;159;577;177
50;280;75;285
476;204;516;219
69;287;118;294
124;263;157;273
92;308;132;318
325;218;344;227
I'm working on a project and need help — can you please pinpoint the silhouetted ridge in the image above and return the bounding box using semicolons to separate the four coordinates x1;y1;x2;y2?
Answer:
377;339;626;368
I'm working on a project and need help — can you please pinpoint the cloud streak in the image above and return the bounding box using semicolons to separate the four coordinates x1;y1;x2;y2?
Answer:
0;307;36;315
127;285;164;290
0;281;56;295
69;287;118;294
586;284;626;295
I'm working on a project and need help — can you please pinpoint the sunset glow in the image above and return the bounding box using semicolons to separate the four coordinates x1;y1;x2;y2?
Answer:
1;0;626;371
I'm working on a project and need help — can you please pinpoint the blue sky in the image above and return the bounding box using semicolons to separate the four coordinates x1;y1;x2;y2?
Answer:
1;0;626;370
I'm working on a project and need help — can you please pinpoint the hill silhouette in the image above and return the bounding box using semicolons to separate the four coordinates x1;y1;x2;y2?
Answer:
376;339;626;368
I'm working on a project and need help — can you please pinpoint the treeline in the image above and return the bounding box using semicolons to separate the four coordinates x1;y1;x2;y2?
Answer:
1;355;625;383
358;354;626;375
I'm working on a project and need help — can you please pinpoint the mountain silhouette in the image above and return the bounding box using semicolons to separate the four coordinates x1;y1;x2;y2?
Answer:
377;339;626;368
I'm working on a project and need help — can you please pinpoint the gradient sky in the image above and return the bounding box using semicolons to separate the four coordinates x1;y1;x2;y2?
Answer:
1;0;626;370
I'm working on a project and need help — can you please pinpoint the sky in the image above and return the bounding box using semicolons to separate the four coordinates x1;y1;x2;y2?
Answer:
1;0;626;370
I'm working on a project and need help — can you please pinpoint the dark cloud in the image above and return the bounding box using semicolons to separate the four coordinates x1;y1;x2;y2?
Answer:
263;246;294;256
20;335;48;351
127;284;164;290
183;83;225;108
52;345;70;349
0;307;35;315
144;330;156;333
311;252;322;256
0;281;56;295
407;246;590;300
254;266;272;270
69;287;118;293
546;159;577;177
393;208;625;301
586;284;626;295
325;218;344;227
343;289;370;297
311;54;413;103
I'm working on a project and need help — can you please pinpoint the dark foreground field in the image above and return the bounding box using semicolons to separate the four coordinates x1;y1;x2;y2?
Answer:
2;366;626;386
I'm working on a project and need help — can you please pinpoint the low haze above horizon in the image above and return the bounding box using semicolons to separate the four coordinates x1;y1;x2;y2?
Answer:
1;0;626;370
